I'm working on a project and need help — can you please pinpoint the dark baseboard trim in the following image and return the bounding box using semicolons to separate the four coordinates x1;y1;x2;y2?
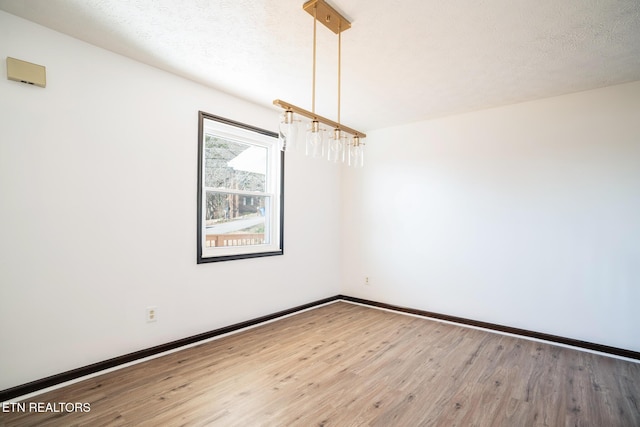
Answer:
0;295;340;402
337;295;640;361
4;293;637;402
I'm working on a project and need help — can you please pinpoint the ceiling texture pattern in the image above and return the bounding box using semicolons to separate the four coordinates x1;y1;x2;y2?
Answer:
2;0;640;131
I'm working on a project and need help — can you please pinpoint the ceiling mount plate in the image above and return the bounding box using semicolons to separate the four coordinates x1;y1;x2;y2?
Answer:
303;0;351;34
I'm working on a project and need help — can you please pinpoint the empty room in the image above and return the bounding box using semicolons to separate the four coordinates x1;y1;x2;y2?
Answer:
1;0;639;425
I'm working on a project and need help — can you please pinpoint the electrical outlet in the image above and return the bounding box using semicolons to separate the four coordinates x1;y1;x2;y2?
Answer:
146;306;157;323
365;276;370;286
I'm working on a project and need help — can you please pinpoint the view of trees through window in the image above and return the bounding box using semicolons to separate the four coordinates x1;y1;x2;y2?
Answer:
204;136;270;246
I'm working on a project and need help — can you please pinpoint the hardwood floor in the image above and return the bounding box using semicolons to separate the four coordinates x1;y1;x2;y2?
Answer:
2;302;639;426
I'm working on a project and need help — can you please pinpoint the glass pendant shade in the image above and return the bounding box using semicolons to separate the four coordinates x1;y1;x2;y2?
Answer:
278;110;298;152
306;120;325;158
341;133;350;163
348;136;364;168
322;130;331;159
328;128;346;163
355;145;364;167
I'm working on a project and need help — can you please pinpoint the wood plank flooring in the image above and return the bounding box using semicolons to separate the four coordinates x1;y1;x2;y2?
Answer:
1;302;639;426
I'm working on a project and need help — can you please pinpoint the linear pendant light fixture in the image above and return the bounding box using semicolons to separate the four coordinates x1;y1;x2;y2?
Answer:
274;0;365;167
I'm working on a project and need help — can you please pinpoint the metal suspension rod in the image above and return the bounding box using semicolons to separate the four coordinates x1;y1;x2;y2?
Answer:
312;5;317;114
337;25;341;125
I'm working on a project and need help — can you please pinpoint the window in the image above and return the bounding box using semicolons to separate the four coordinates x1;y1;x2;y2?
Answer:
197;112;284;263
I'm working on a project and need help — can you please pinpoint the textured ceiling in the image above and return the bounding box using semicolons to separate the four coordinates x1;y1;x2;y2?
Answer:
1;0;640;132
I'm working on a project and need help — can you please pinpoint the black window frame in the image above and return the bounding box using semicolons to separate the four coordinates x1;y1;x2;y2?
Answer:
197;111;284;263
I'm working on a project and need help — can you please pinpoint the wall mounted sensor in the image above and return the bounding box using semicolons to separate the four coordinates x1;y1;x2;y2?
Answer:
7;57;46;88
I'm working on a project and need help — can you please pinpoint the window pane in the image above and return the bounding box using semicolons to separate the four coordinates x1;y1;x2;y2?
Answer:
204;192;271;247
204;136;266;192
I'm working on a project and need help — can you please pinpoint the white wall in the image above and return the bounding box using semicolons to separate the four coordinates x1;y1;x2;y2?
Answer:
342;81;640;352
0;11;342;391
